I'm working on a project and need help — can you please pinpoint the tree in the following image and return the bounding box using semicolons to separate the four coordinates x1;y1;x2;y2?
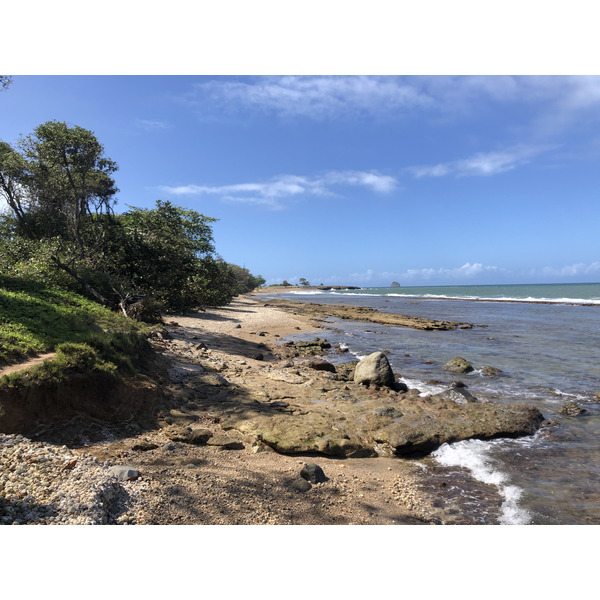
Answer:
299;277;310;287
112;201;230;312
0;76;12;92
0;121;118;304
227;263;266;294
15;121;118;251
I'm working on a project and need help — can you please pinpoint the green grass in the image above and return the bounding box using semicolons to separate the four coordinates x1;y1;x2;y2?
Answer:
0;275;156;387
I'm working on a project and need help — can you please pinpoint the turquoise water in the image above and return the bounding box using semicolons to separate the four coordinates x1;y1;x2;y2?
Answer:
319;282;600;305
261;283;600;524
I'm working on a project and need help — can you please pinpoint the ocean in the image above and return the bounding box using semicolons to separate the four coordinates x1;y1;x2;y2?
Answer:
259;283;600;524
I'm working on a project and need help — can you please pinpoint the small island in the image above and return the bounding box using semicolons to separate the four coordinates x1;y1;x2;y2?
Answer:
390;281;401;287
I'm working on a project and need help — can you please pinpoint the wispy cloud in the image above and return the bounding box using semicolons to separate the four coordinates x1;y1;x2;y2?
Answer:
181;76;434;120
345;263;505;285
539;261;600;278
134;119;168;131
401;262;504;280
406;144;555;178
159;170;398;209
177;76;600;125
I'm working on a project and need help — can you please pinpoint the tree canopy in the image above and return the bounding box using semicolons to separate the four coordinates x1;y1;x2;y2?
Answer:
0;120;265;317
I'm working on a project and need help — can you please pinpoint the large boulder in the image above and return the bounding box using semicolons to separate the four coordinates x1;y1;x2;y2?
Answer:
354;352;396;388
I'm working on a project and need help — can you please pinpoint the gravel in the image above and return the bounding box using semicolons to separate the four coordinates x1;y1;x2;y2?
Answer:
0;434;150;525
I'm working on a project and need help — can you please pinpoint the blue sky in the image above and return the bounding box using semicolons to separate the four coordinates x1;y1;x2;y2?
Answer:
2;74;599;287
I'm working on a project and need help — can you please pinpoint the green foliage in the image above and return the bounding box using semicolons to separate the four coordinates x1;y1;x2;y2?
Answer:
227;264;266;294
299;278;310;287
1;120;265;317
0;275;152;373
12;121;118;246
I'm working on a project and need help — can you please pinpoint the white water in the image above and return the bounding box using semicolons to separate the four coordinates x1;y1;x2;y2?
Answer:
432;439;532;525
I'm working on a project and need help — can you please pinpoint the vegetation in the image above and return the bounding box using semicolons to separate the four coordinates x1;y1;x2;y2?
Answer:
0;275;154;390
0;120;265;318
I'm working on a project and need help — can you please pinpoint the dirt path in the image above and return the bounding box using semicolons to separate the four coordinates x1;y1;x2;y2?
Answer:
0;352;57;378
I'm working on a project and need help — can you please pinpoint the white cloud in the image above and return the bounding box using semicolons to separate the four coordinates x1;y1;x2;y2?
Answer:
407;144;554;178
540;262;600;278
159;170;398;209
401;262;503;281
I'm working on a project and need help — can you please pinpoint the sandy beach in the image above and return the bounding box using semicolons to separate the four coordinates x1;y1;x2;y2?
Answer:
114;296;451;525
2;295;481;525
4;294;545;525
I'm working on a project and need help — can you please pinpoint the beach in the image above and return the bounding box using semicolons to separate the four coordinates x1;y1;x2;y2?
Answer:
7;291;590;525
1;296;460;525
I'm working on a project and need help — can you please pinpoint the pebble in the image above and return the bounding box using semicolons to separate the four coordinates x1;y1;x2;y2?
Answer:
0;434;147;525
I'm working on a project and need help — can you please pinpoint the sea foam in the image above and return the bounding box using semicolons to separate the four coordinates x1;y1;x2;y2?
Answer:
432;439;532;525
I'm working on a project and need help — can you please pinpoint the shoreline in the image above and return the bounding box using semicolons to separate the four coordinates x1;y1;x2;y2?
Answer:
1;294;540;525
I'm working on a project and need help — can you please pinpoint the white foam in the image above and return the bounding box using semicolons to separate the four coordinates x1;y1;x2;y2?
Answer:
432;439;532;525
287;290;325;295
399;376;446;397
551;388;589;402
327;291;600;305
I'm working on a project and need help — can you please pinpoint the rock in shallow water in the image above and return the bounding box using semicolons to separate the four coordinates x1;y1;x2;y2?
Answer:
443;357;474;374
354;352;396;388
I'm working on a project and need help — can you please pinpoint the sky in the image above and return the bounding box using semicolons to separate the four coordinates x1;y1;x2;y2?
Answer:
1;74;599;287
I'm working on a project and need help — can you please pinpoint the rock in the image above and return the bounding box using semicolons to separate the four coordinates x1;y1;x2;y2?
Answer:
390;282;401;287
291;478;312;492
164;425;192;441
234;324;241;329
335;362;357;382
433;387;478;405
373;406;404;419
393;381;409;393
167;410;199;426
167;363;205;383
131;441;158;451
558;401;588;416
294;338;332;355
307;358;336;373
481;365;503;377
354;352;396;388
451;381;467;388
443;357;474;374
253;353;264;361
161;443;176;451
109;465;140;481
201;373;229;387
206;435;244;450
185;428;213;445
300;463;328;483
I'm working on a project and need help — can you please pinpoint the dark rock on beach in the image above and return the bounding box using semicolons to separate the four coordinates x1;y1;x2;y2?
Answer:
307;358;337;373
300;463;328;483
